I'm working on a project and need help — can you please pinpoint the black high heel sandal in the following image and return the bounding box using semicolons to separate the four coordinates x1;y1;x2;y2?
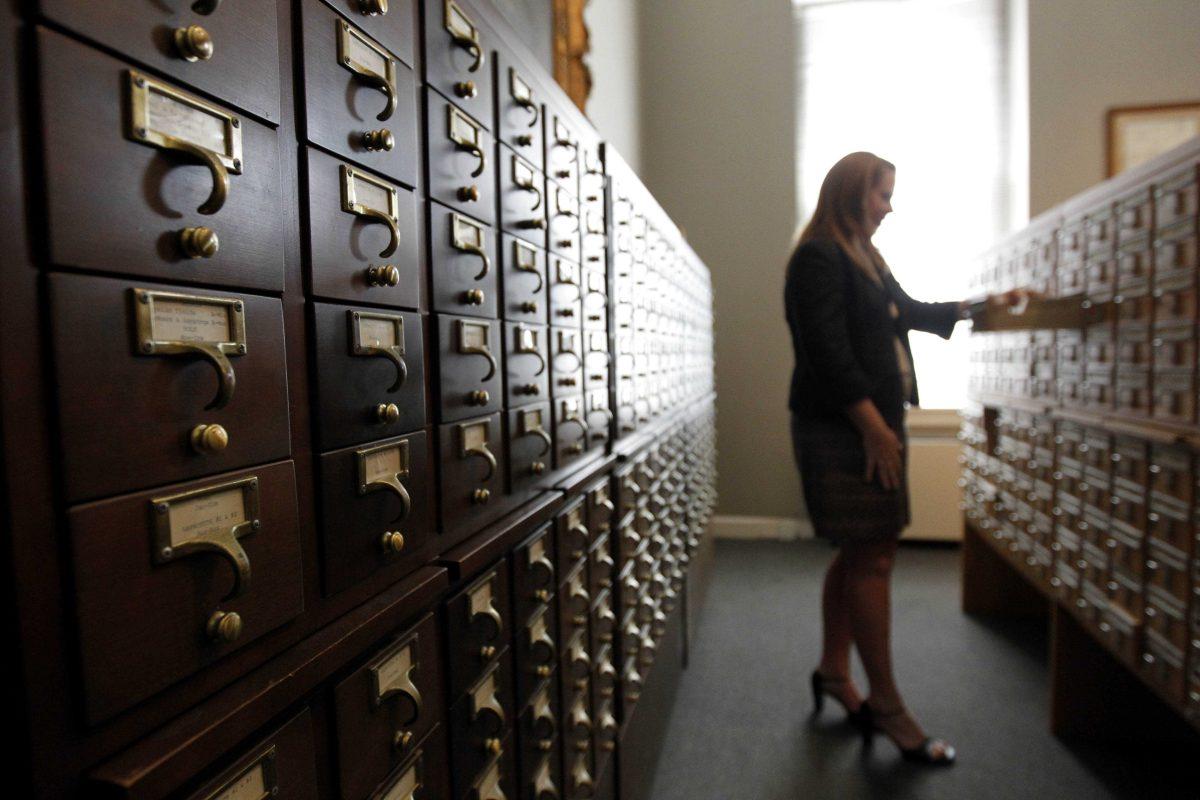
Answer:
857;702;956;766
810;670;863;724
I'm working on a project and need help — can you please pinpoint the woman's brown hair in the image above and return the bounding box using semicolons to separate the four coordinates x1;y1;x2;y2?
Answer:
798;151;895;283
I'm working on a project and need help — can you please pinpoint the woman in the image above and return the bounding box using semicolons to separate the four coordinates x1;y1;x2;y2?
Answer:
784;152;1016;765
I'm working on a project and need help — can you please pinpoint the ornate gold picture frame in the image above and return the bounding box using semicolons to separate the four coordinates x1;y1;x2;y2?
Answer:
1106;101;1200;177
553;0;592;112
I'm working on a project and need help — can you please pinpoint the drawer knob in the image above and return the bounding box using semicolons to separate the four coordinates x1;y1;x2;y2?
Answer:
464;288;486;305
458;185;481;202
557;239;574;249
393;730;413;751
174;24;214;62
516;134;534;147
474;488;491;504
556;170;571;180
469;389;491;406
178;226;219;259
485;737;503;755
366;264;401;287
568;443;584;455
530;461;546;475
362;128;395;152
359;0;388;15
191;423;229;454
376;402;401;423
520;301;540;313
536;665;552;678
381;530;406;554
519;218;547;230
518;383;540;396
455;80;479;98
206;610;242;644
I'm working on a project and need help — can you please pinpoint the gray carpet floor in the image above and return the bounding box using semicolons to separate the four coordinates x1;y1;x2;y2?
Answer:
647;539;1197;800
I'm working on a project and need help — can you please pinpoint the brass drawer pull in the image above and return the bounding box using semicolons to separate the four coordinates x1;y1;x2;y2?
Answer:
533;753;558;800
350;310;408;392
513;154;543;211
178;226;219;259
357;439;413;523
458;320;498;381
519;408;553;456
510;68;539;127
362;128;395;151
449;106;487;177
360;0;388;15
341;166;401;258
174;24;214;62
452;213;491;279
514;240;543;291
461;420;498;480
338;21;397;121
445;0;485;73
370;635;424;750
127;70;241;215
516;325;547;375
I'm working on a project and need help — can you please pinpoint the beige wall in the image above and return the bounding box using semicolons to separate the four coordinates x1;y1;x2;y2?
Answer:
1028;0;1200;215
638;0;802;519
585;0;642;172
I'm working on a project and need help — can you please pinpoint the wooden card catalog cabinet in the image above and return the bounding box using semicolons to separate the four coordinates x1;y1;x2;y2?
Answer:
439;316;503;422
334;614;444;800
429;206;498;317
68;461;302;722
38;29;285;292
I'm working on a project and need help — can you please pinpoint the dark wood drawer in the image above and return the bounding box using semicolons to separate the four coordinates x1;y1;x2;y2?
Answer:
68;460;302;723
429;202;500;317
588;537;615;605
149;709;318;800
317;430;436;595
548;184;582;261
506;403;554;495
517;679;563;800
558;561;591;652
39;28;284;292
553;395;590;469
438;413;507;535
446;565;512;700
514;601;558;713
496;52;545;171
460;735;518;800
582;267;608;330
549;256;584;326
579;144;605;207
585;330;611;388
587;478;615;537
586;390;614;450
559;630;592;706
422;0;495;131
501;234;549;323
449;655;515;794
498;146;550;244
545;109;579;194
305;146;422;309
325;0;417;69
311;303;426;450
368;725;451;800
555;498;590;576
437;314;503;422
426;87;496;225
299;0;419;187
512;523;556;623
505;321;550;408
334;613;445;800
551;326;585;394
39;0;281;123
50;273;291;503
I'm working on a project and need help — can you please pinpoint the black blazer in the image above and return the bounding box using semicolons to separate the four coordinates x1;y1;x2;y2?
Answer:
784;239;960;422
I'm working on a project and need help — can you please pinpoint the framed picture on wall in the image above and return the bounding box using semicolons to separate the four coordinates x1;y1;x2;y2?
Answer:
1106;101;1200;176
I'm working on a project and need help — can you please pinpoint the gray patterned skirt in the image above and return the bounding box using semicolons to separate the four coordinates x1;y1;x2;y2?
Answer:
790;412;909;545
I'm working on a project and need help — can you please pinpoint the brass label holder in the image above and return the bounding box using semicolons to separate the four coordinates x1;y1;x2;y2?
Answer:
520;407;552;456
447;105;487;178
444;0;484;72
515;325;546;376
350;310;408;392
357;439;412;523
368;635;423;756
459;420;497;480
378;755;423;800
133;287;246;410
127;69;242;215
509;67;538;125
200;745;278;800
337;19;397;121
451;212;491;279
341;165;401;258
511;154;542;211
457;319;497;380
513;240;543;291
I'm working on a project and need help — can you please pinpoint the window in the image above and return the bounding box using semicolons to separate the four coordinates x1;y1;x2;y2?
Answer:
795;0;1018;409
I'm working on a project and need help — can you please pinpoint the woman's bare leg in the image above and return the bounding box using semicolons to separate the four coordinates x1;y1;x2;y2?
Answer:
816;550;862;711
841;539;934;750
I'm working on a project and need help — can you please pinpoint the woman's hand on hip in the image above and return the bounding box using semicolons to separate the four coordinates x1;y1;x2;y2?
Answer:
862;422;904;490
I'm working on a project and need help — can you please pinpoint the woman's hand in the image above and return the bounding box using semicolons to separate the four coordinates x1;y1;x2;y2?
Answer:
862;420;904;490
846;398;904;490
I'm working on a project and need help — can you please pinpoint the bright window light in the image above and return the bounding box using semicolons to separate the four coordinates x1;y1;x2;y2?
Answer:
795;0;1013;410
